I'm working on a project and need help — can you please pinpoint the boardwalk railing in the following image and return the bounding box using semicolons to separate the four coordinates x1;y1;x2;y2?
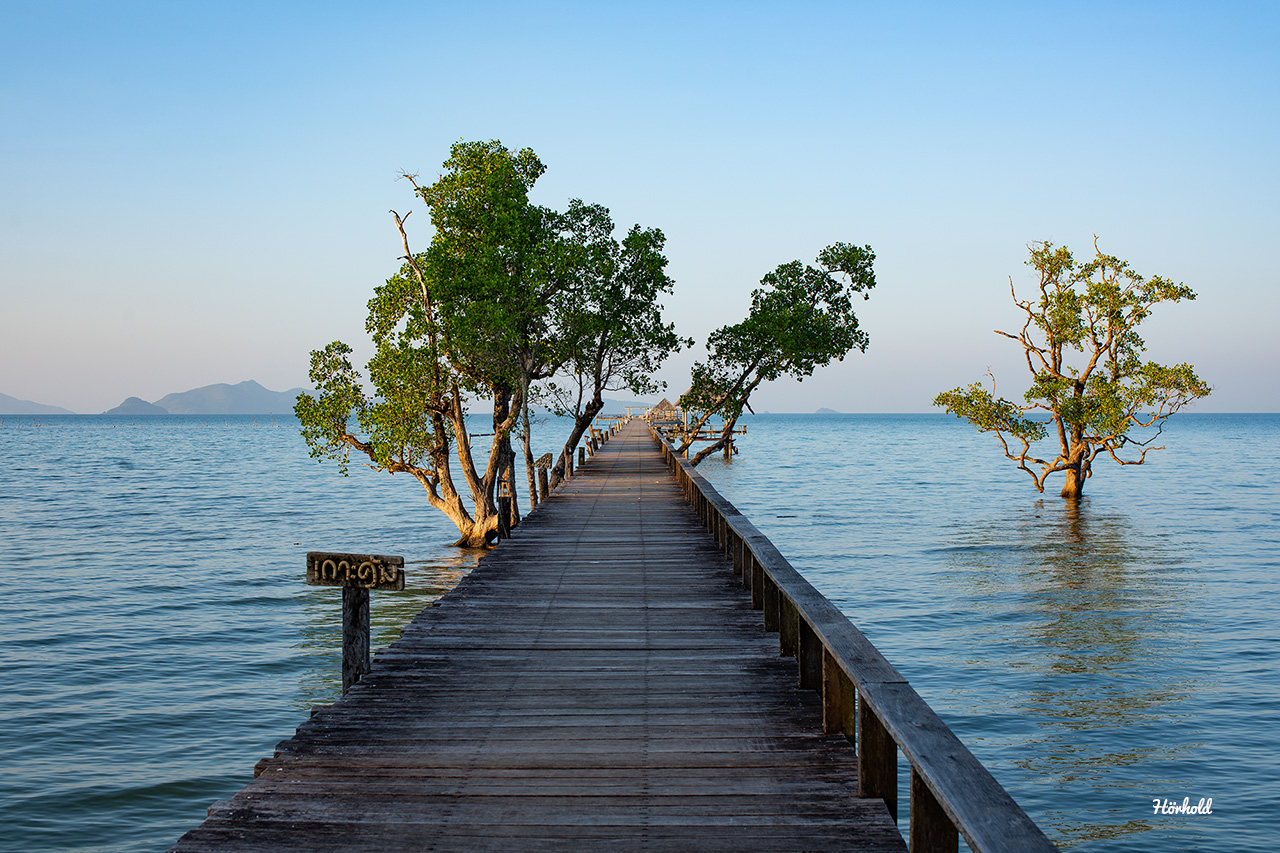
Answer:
651;423;1057;853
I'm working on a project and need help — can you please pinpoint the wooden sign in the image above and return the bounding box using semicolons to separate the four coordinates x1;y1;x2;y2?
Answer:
534;452;553;469
306;552;405;591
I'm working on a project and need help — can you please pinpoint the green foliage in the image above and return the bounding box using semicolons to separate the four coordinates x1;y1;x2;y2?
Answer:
417;140;552;395
679;242;875;463
934;239;1211;495
295;139;686;541
933;383;1047;443
543;200;689;415
684;242;874;417
294;341;367;475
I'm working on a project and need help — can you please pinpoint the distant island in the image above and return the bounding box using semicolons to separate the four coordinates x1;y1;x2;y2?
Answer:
104;380;310;415
0;392;75;415
2;383;669;416
105;397;169;415
6;386;849;417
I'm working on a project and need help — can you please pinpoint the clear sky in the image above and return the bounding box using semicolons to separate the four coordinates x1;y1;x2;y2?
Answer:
3;1;1277;413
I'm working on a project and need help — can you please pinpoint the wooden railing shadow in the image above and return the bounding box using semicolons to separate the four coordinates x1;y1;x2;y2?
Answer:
651;423;1058;853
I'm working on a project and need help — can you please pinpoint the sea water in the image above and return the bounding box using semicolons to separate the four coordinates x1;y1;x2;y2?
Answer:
0;413;1275;851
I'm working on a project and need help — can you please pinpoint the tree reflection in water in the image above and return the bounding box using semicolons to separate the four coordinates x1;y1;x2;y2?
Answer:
939;497;1208;849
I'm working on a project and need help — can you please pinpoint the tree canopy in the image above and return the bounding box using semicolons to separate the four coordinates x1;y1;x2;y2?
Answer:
678;242;876;465
537;199;689;487
934;238;1211;498
296;140;684;545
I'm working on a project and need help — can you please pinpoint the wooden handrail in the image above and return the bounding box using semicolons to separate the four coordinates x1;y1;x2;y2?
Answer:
650;424;1057;853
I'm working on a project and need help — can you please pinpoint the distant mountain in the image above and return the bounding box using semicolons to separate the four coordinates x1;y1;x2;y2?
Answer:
100;381;308;415
815;407;841;414
105;397;169;415
0;392;74;415
151;380;308;414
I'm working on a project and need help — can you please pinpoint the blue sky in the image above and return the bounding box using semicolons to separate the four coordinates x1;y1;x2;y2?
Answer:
3;1;1276;412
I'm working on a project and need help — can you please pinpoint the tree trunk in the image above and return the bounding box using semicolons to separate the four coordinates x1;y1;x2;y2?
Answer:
688;414;740;467
550;396;605;489
1060;465;1085;499
519;376;538;510
1060;428;1088;499
450;514;500;548
424;490;499;548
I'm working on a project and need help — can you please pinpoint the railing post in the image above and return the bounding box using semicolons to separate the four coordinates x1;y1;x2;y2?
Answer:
537;468;549;502
749;553;763;607
762;574;779;630
910;767;959;853
822;651;857;741
578;446;586;466
779;596;798;658
858;693;898;821
798;618;822;690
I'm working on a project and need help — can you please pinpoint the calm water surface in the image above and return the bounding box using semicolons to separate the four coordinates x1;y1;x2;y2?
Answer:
0;413;1275;851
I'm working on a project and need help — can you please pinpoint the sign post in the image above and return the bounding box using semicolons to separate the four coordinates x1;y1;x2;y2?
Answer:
305;552;405;694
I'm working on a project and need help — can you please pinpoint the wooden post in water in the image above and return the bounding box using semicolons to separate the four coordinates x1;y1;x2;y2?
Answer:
306;552;405;694
496;497;511;540
341;586;370;693
534;453;552;500
496;479;512;541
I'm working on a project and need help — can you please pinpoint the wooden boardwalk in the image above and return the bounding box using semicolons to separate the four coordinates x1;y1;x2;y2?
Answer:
171;418;906;852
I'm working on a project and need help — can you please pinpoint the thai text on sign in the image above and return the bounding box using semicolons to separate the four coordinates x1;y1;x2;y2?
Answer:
306;552;405;590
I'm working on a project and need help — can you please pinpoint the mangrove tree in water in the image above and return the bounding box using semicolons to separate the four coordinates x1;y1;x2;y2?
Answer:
934;238;1210;499
678;242;876;466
